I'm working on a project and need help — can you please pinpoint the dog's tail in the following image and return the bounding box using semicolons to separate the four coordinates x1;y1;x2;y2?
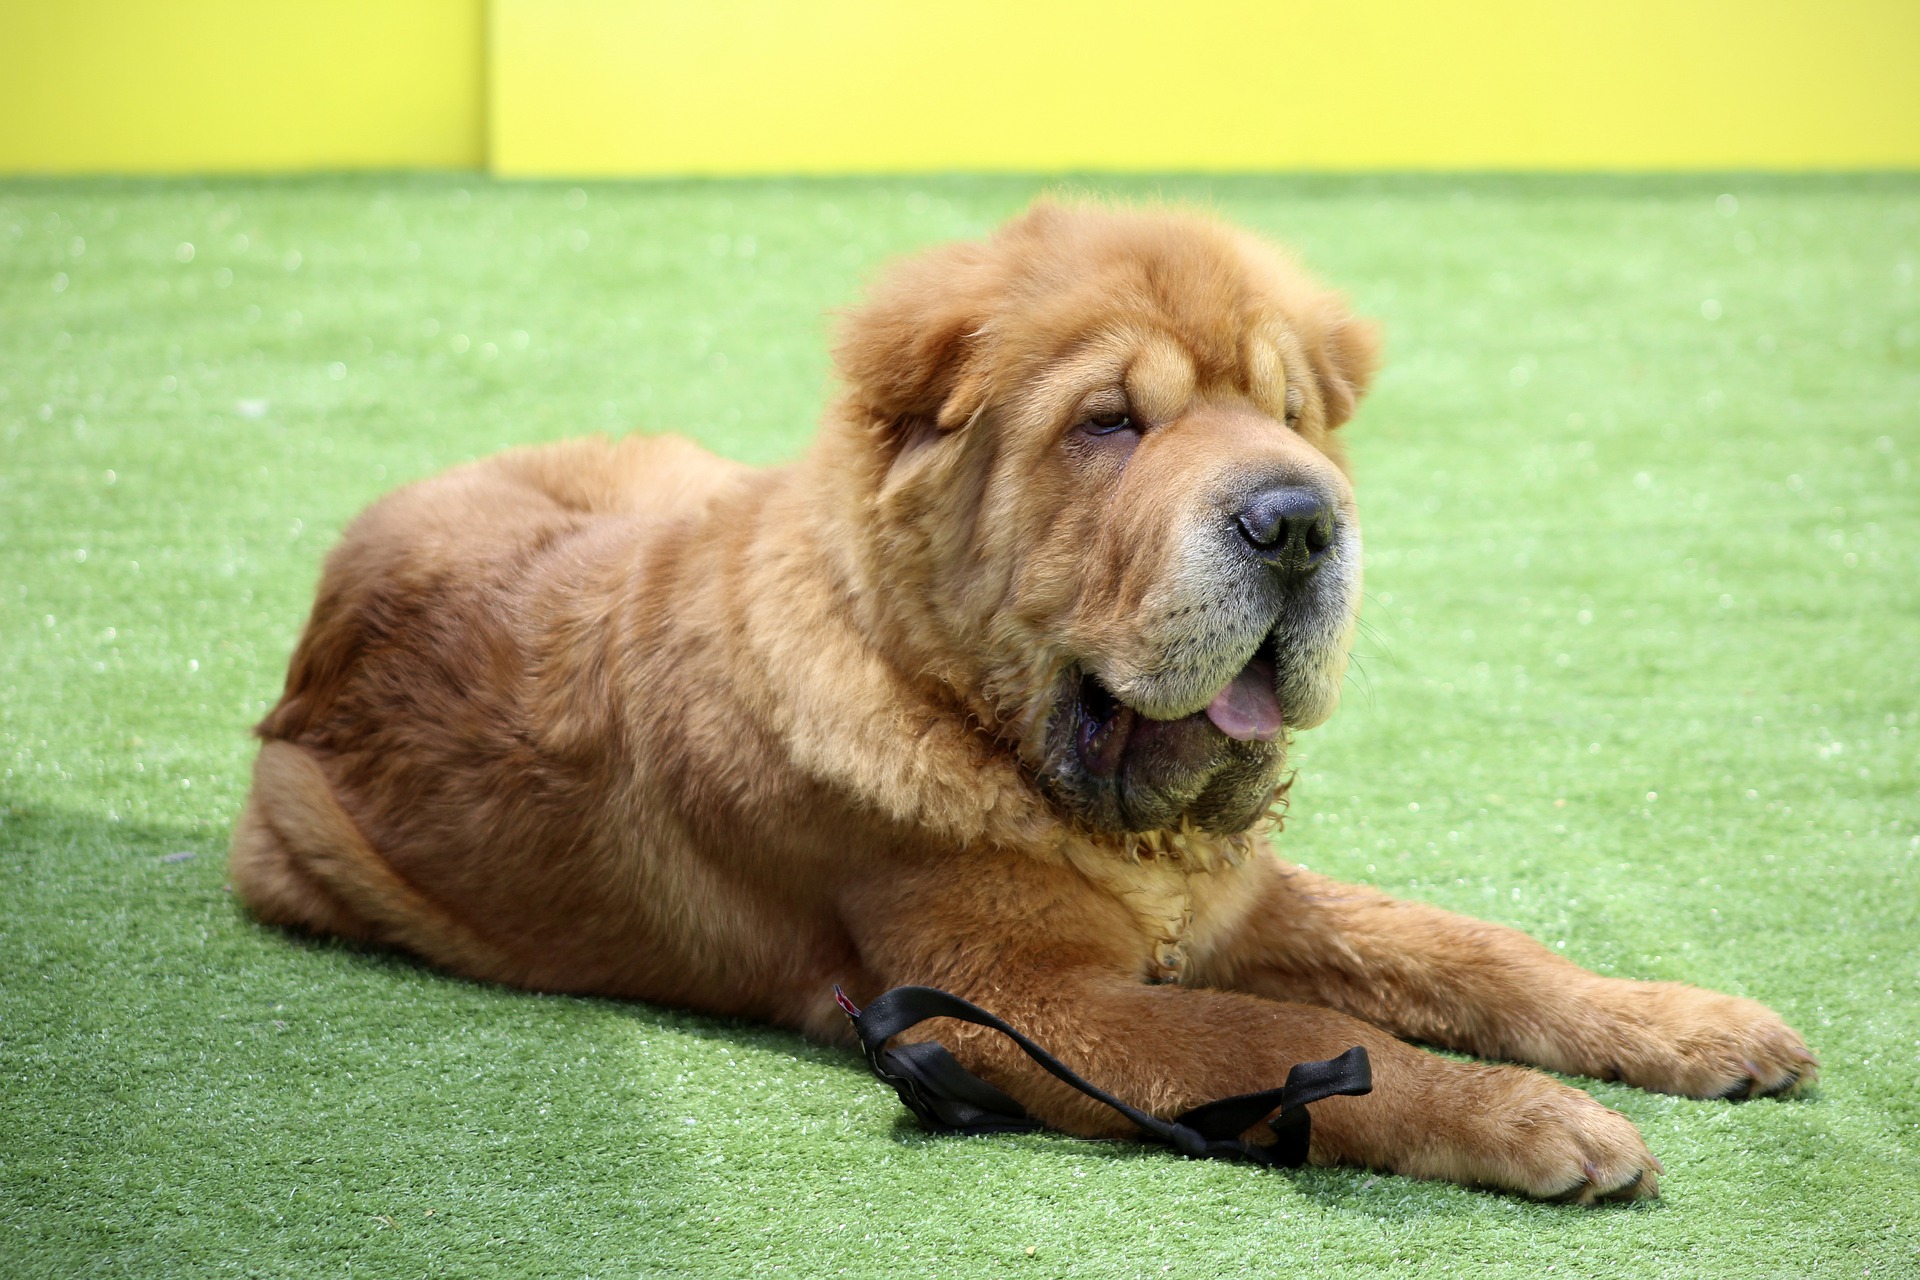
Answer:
230;741;518;984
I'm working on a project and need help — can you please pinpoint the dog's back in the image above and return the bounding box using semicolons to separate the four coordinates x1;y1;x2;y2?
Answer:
231;434;760;991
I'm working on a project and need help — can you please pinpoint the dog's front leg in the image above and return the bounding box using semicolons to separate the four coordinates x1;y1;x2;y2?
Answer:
842;855;1658;1201
1192;858;1815;1100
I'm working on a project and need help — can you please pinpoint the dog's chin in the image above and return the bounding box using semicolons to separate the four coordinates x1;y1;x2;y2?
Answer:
1039;653;1290;837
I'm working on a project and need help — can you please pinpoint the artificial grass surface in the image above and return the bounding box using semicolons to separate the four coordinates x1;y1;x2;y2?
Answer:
1;172;1916;1278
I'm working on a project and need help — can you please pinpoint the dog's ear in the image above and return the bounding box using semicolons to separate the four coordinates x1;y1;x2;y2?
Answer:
834;242;999;448
1307;300;1381;430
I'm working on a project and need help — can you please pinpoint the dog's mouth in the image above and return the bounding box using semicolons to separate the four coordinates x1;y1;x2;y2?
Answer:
1046;635;1288;836
1075;639;1283;779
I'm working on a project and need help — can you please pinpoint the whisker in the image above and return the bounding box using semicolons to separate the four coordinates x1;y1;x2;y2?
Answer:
1353;613;1397;666
1344;652;1376;709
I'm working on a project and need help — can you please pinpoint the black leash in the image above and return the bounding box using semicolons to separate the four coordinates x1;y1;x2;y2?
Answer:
835;985;1371;1167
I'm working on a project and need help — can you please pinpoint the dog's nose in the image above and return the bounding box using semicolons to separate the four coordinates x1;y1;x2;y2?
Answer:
1235;485;1334;572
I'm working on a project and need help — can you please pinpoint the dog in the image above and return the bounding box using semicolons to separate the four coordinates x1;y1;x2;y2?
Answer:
231;202;1814;1201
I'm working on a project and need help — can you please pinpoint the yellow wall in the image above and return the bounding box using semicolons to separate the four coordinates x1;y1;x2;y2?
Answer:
3;1;1916;175
0;1;484;173
491;0;1920;175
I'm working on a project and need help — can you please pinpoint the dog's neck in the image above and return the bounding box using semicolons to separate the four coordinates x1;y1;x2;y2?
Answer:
710;438;1052;852
1059;822;1273;983
799;407;1063;736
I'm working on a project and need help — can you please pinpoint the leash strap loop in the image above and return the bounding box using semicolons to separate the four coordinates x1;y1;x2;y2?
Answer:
836;984;1371;1168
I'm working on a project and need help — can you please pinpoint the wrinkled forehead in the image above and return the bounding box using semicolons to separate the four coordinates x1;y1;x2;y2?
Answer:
996;249;1311;427
1006;224;1305;404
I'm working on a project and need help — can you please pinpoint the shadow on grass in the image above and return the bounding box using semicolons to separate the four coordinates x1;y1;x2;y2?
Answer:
874;1113;1667;1216
0;793;1689;1222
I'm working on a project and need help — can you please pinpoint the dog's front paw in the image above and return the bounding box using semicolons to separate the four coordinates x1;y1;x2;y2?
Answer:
1315;1061;1660;1203
1598;981;1816;1100
1441;1065;1660;1203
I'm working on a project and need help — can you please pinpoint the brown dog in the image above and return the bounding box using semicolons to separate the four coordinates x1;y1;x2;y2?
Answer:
232;202;1813;1201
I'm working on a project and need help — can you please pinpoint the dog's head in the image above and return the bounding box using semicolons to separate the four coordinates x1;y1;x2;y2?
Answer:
830;202;1377;837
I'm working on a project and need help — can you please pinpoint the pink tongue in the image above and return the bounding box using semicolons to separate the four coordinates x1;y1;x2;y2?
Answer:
1204;654;1283;742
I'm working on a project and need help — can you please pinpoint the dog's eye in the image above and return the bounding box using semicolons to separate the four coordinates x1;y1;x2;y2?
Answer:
1284;385;1304;426
1081;411;1135;436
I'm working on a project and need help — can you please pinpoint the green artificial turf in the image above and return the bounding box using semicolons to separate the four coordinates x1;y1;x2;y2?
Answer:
2;172;1917;1278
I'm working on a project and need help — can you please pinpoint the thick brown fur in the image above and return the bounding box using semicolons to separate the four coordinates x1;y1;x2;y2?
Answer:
233;203;1813;1203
